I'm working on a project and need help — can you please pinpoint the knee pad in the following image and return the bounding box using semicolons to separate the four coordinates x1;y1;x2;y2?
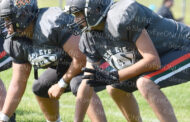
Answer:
70;75;82;96
70;74;105;95
32;68;59;98
32;79;52;98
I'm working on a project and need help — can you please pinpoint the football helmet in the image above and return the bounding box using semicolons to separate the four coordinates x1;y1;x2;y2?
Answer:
0;0;38;38
65;0;113;35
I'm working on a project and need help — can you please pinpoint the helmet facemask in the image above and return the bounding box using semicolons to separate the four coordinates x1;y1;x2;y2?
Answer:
0;19;8;38
0;15;18;39
65;0;113;35
66;6;89;36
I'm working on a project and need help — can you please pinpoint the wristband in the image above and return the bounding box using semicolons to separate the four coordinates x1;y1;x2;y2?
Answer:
58;78;68;88
0;112;9;122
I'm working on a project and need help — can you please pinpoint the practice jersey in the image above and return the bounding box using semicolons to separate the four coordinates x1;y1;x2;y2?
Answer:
80;31;141;70
79;0;190;70
106;0;190;54
3;7;73;68
33;7;73;47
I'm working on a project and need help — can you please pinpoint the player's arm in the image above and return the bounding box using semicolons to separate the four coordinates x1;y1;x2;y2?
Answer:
118;29;161;81
0;62;31;120
62;35;86;83
48;35;86;99
83;29;161;86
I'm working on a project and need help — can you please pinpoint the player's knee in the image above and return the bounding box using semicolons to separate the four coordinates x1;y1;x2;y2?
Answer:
32;79;49;98
106;85;132;98
106;85;120;97
136;77;149;98
32;80;42;96
136;77;158;99
70;75;82;96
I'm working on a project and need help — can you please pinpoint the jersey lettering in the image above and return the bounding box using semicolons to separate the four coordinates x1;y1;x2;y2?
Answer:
103;47;134;70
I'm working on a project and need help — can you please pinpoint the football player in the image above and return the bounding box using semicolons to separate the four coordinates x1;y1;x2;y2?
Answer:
0;0;107;122
65;0;190;121
0;19;16;122
157;0;184;22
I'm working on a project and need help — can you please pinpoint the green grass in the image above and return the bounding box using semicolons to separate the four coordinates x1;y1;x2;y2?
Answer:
1;0;190;121
137;0;190;25
37;0;190;25
1;67;190;121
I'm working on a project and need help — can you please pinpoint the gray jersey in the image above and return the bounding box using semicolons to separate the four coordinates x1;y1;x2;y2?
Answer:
33;7;73;47
106;0;190;54
3;7;73;66
79;31;141;70
79;0;190;70
3;37;29;64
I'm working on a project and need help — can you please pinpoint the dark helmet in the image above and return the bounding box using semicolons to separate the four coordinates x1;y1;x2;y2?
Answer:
0;0;38;38
65;0;113;35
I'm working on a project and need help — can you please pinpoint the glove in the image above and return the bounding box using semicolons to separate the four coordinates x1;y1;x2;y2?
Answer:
82;64;120;87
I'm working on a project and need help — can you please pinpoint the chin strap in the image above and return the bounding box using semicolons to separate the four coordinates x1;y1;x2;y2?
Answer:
34;66;38;80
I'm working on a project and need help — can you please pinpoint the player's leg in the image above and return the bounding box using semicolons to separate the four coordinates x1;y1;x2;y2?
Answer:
99;61;142;122
0;78;6;110
86;92;107;122
0;78;16;122
0;39;16;121
136;77;177;122
0;51;12;110
35;96;60;122
33;68;61;121
70;75;107;122
106;85;142;122
136;50;190;122
33;68;107;122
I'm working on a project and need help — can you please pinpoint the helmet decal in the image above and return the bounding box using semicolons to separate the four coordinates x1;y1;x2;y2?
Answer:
15;0;32;8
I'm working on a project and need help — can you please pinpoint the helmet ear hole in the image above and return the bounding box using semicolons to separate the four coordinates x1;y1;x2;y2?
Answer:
96;7;101;13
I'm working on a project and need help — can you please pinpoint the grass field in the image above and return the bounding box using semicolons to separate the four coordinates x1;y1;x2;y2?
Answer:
38;0;190;25
1;0;190;121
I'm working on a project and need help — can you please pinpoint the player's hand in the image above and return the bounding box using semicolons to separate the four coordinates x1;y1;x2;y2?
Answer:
48;84;65;99
82;64;120;87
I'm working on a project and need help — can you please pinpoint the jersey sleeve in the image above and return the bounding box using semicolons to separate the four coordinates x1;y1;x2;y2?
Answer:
53;12;74;46
79;33;102;63
106;1;150;43
47;8;73;47
33;8;73;47
3;37;29;64
127;3;149;43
